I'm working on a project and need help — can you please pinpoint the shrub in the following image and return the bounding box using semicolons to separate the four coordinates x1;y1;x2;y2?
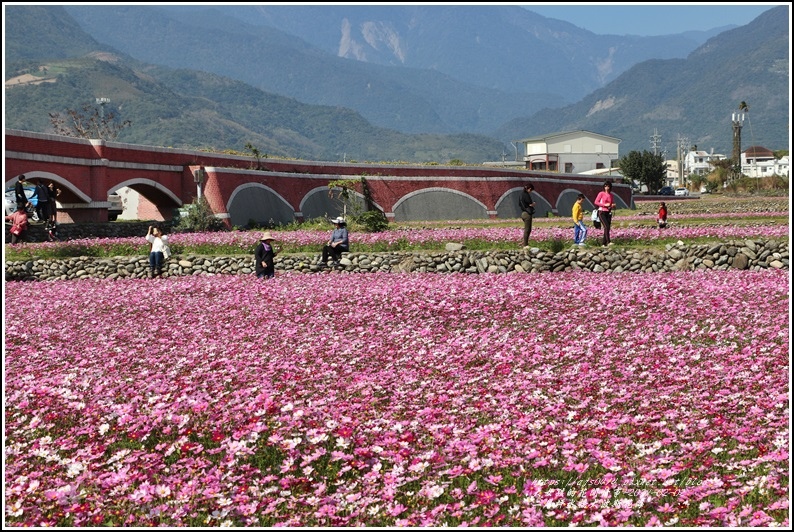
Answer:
354;210;389;233
550;238;565;253
175;197;226;233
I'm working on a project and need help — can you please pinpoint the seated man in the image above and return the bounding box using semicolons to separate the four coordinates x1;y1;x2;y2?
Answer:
321;217;349;266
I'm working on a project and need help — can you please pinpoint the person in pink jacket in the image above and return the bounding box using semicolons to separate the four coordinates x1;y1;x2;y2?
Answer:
593;181;616;246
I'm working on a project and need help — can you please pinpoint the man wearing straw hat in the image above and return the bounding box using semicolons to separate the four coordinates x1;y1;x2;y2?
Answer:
255;231;278;279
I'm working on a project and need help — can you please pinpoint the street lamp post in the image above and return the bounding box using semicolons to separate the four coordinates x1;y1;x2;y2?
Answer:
193;168;205;199
96;97;110;119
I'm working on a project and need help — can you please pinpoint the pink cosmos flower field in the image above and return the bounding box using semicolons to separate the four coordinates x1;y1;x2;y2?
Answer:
19;220;788;255
4;270;790;527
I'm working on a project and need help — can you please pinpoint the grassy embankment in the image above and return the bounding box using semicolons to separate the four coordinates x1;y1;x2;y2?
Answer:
4;195;789;261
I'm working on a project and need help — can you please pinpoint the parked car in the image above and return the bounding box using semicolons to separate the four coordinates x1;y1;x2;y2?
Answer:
4;186;38;218
674;187;689;196
658;186;674;196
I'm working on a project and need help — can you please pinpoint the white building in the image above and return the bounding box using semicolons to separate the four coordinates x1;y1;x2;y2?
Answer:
741;146;788;178
664;160;680;186
684;149;727;179
517;130;620;174
773;155;789;177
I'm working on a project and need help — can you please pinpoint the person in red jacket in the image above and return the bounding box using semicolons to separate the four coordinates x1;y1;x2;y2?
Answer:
6;205;29;245
657;202;668;229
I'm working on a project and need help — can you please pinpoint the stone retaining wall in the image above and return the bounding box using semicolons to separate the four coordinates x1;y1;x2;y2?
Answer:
5;239;787;282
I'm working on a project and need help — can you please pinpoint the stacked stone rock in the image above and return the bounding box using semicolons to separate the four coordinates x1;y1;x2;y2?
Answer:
5;239;787;281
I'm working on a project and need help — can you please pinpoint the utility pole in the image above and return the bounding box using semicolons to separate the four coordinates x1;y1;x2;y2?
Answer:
650;129;662;156
731;111;745;183
676;134;689;187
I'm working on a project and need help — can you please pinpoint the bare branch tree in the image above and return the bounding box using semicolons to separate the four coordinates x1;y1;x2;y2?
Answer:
49;103;131;140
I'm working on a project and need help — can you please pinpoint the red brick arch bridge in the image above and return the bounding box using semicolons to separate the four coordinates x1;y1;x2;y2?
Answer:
5;129;633;226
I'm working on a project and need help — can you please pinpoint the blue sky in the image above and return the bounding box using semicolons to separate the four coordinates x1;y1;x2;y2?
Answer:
522;3;782;36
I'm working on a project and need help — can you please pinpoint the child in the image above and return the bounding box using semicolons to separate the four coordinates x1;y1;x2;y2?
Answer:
658;202;668;229
571;193;588;246
45;221;59;242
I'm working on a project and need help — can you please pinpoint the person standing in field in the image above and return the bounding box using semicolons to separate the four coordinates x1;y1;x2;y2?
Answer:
518;183;536;248
254;231;278;279
14;175;31;212
571;193;588;246
33;179;49;223
593;181;616;246
47;181;62;224
657;202;668;229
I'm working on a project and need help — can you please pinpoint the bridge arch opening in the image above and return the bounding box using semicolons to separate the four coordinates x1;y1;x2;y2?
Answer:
392;188;488;222
495;187;552;219
110;178;182;222
300;186;368;222
227;183;295;228
556;188;596;218
5;171;92;204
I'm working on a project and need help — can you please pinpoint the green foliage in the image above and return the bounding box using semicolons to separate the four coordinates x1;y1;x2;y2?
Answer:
328;177;368;218
175;197;226;233
549;238;566;253
353;210;389;233
688;173;707;192
4;54;505;164
244;142;266;170
619;150;666;193
327;178;362;203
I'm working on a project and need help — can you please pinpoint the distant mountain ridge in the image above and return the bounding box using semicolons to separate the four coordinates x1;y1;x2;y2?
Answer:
61;4;726;137
497;5;790;155
157;5;724;98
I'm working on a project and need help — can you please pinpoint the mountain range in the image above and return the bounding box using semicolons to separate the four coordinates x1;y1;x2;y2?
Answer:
4;4;790;163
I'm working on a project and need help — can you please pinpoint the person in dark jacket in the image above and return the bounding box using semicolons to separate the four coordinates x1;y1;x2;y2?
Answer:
33;179;49;222
47;182;62;224
14;175;31;211
254;231;278;279
518;183;536;248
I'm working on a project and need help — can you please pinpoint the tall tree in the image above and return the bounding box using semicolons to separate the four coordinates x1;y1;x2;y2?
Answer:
618;150;666;194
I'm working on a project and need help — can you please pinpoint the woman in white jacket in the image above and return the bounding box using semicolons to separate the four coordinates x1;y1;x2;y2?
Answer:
146;225;170;277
